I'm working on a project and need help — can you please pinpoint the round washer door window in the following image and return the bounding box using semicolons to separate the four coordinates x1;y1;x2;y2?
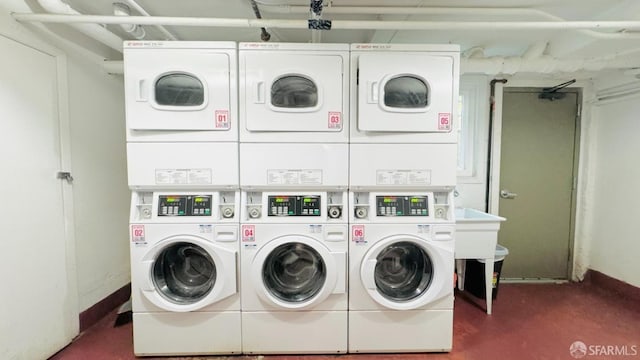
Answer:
152;242;216;305
262;242;326;303
374;241;433;302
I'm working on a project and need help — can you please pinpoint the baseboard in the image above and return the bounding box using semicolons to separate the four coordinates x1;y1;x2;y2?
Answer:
584;269;640;303
79;283;131;332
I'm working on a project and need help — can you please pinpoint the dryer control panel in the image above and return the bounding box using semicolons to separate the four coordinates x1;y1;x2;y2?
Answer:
158;195;212;216
376;195;428;216
268;195;321;216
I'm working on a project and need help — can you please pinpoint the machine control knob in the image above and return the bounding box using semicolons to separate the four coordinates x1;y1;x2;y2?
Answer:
248;206;261;219
435;206;446;219
355;206;368;219
141;206;152;219
221;206;235;219
328;206;342;219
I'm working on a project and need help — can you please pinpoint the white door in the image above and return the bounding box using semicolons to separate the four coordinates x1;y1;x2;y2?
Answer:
357;54;454;133
0;35;77;359
361;236;452;310
243;53;345;132
125;48;232;130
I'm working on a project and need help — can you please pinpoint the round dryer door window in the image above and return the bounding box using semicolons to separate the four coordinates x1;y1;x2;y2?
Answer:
262;242;326;303
374;241;433;302
152;242;216;305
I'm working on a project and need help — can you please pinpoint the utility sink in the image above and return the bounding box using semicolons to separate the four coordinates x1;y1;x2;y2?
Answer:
455;207;506;223
454;208;506;259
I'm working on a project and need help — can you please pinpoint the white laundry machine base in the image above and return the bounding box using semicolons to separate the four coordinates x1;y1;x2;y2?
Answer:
348;310;453;353
242;311;348;354
133;311;241;356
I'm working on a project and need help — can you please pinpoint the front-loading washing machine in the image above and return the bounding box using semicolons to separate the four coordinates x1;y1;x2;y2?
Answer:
348;191;455;353
129;190;240;356
124;41;239;190
240;191;348;354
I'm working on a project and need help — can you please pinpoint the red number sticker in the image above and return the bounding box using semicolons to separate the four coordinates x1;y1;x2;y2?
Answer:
438;112;451;131
352;225;365;242
131;225;145;243
328;112;342;129
242;225;255;242
215;110;230;129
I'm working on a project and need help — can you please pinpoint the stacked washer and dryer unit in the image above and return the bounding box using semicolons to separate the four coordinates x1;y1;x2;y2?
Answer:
348;44;460;353
124;42;242;356
238;43;350;354
123;41;459;356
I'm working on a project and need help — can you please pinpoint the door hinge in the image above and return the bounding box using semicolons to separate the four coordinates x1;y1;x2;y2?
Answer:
57;171;74;184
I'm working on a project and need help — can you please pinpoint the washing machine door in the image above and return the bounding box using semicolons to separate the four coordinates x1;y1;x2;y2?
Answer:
138;235;237;312
251;235;346;310
125;47;232;131
360;235;453;310
357;53;454;133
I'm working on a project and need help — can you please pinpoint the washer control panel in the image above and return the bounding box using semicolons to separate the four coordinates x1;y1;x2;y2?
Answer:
268;195;321;216
376;195;429;216
158;195;212;216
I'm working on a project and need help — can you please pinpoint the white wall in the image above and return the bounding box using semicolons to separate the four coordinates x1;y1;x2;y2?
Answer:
587;74;640;287
0;2;130;313
456;75;490;210
67;54;130;311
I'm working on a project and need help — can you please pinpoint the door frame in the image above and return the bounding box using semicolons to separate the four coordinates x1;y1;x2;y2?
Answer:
488;79;588;281
0;27;79;335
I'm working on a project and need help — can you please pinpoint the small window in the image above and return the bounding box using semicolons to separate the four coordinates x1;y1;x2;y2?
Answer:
155;73;204;106
271;75;318;108
384;76;429;108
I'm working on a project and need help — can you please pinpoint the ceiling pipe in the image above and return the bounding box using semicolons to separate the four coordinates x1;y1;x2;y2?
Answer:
257;4;640;40
522;41;548;59
310;0;322;43
35;0;123;51
113;3;145;40
12;13;640;32
120;0;178;40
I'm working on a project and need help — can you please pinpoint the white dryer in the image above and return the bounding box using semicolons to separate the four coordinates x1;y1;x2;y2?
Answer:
124;41;238;142
240;191;348;354
348;191;455;353
239;42;349;144
129;191;240;356
124;41;239;190
350;44;460;144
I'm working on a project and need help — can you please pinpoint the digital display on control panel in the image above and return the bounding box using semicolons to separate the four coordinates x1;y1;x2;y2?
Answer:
376;196;429;216
158;195;212;216
268;195;321;216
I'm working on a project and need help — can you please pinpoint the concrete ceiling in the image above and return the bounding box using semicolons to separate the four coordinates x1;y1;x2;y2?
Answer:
6;0;640;72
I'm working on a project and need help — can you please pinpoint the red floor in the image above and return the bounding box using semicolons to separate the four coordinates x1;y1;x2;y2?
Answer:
51;283;640;360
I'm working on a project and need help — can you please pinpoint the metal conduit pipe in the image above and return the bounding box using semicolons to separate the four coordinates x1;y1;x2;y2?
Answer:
35;0;123;51
121;0;178;40
248;0;271;41
12;14;640;32
256;4;640;40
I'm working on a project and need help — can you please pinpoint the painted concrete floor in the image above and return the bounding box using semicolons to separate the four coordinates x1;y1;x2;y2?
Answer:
51;283;640;360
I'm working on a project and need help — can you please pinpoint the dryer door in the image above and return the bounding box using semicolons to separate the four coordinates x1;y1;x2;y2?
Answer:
125;48;232;131
360;235;453;310
357;53;454;133
138;235;237;312
251;235;345;310
243;52;345;132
